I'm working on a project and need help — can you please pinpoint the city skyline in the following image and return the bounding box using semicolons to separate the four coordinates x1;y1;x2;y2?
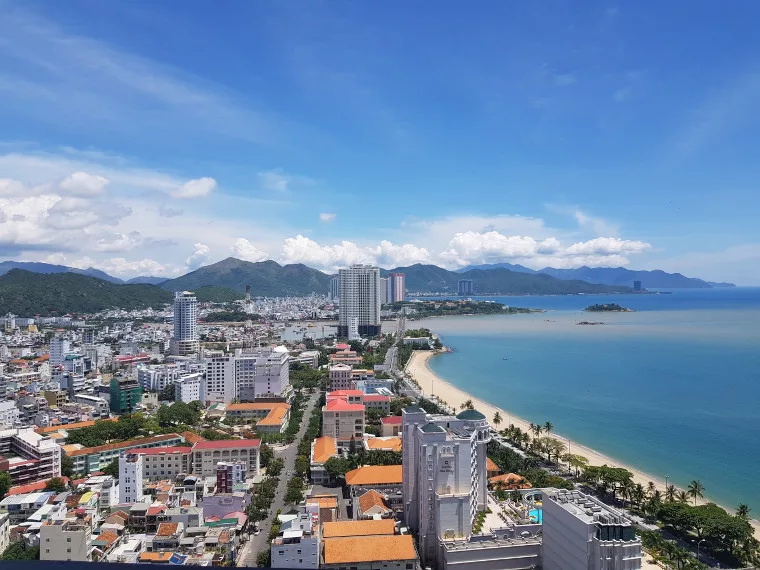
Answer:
1;2;760;284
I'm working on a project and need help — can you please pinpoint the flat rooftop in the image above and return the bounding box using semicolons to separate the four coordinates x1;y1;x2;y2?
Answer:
545;489;633;526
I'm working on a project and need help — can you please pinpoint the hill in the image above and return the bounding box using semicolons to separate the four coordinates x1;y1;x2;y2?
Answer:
0;270;172;316
384;264;631;295
127;276;168;285
193;286;245;302
456;262;537;274
538;266;735;289
160;257;332;297
0;261;124;283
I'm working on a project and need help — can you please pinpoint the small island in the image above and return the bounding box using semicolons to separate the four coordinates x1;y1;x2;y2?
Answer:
577;321;605;325
584;303;633;312
387;300;544;319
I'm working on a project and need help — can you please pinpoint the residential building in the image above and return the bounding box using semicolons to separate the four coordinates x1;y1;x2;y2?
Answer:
328;364;353;391
42;390;68;409
235;346;290;401
633;280;642;292
191;439;260;477
148;521;185;552
109;376;142;413
328;350;363;366
138;446;192;479
388;272;406;303
401;406;491;568
270;508;320;569
0;400;20;427
380;277;390;305
66;433;183;475
0;428;61;484
291;350;320;369
205;354;237;404
321;519;418;570
225;402;291;433
216;461;246;493
345;466;403;519
50;338;70;369
72;394;110;418
0;491;56;523
172;291;199;356
174;373;204;403
542;489;642;570
40;512;93;562
338;265;381;338
356;489;393;519
381;416;402;437
457;279;473;296
363;394;391;414
309;436;338;485
0;512;9;555
119;452;144;504
138;364;181;392
328;276;340;302
354;377;393;395
322;396;365;450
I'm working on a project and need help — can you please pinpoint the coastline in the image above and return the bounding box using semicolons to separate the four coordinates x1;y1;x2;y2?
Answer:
405;349;760;540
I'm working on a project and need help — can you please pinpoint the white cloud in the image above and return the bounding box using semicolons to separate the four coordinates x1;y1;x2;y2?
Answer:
171;177;217;199
158;203;183;217
565;237;651;256
59;171;109;196
375;240;432;267
573;210;619;236
185;243;211;270
230;238;268;262
258;169;291;192
319;212;336;222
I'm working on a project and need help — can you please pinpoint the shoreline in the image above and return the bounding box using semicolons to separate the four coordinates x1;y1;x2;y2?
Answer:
405;349;760;540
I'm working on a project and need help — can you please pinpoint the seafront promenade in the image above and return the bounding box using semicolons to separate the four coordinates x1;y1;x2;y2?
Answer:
405;349;760;541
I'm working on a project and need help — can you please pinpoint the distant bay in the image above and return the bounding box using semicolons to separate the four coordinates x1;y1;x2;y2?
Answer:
417;288;760;511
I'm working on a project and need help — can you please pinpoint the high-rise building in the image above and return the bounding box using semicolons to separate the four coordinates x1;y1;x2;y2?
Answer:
542;489;642;570
119;452;144;504
401;406;491;568
175;373;204;403
633;280;642;292
388;272;406;302
204;347;291;404
379;277;390;305
338;265;381;338
50;338;70;369
457;279;474;296
109;376;142;413
329;276;340;302
172;291;199;356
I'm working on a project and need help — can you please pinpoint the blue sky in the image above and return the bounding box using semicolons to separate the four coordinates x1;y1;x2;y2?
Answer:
1;0;759;283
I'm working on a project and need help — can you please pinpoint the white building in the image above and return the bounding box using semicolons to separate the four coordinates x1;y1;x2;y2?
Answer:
0;512;9;555
0;428;61;485
50;338;70;369
138;446;192;480
328;364;353;391
401;406;491;568
204;354;237;404
0;400;20;427
171;291;199;356
338;265;381;338
542;489;642;570
119;452;144;504
40;512;93;562
271;508;320;569
138;364;181;392
236;346;290;401
175;373;204;403
379;277;390;305
72;394;110;418
191;439;260;477
322;395;365;450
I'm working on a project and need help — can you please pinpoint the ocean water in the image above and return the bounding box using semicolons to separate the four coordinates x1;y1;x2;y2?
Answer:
418;288;760;511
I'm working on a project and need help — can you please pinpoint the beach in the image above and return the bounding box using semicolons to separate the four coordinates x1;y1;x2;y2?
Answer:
406;349;760;540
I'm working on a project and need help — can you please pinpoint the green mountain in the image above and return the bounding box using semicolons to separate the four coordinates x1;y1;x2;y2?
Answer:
160;257;332;297
384;264;632;294
193;285;245;302
0;269;173;316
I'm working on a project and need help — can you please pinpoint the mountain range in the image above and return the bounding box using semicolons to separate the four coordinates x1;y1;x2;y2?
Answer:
0;261;168;286
458;263;735;289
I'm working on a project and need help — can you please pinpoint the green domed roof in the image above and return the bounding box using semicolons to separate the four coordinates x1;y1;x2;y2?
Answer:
421;422;445;433
456;409;486;420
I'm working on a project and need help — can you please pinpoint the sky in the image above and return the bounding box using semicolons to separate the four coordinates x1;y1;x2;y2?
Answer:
1;1;759;284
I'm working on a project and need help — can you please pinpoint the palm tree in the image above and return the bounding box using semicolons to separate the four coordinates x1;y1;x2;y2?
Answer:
621;480;634;507
665;484;677;502
492;412;502;429
687;480;705;506
736;503;751;520
460;399;474;411
632;484;646;508
543;421;553;436
646;481;657;498
676;490;689;504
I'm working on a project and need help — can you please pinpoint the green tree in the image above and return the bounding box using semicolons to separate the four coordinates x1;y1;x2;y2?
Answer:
543;421;553;436
2;542;40;560
102;458;120;478
688;480;705;506
492;412;502;429
324;456;351;479
0;472;12;499
256;549;271;567
665;484;677;502
460;399;474;411
677;489;690;503
259;443;274;468
44;477;68;493
159;383;175;401
60;454;75;478
736;503;751;520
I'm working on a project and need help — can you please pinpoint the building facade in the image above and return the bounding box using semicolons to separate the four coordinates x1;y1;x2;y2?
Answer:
0;428;61;484
322;397;365;449
172;291;199;356
338;265;381;338
191;439;260;477
138;446;192;480
328;364;353;391
40;513;93;562
119;452;144;504
109;376;142;413
174;373;204;403
388;272;406;303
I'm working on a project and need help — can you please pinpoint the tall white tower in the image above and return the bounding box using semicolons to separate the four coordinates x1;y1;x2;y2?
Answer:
338;265;381;338
172;291;199;356
119;452;144;504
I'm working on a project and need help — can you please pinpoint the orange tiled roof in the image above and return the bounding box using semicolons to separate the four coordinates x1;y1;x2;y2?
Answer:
358;490;390;515
139;552;173;562
322;519;396;538
486;457;501;473
65;433;182;457
305;495;338;509
365;437;402;452
312;436;337;464
94;530;120;548
36;419;116;434
226;402;290;411
489;473;532;489
323;535;416;564
181;431;206;444
156;522;179;536
345;465;402;487
325;398;364;412
257;406;289;426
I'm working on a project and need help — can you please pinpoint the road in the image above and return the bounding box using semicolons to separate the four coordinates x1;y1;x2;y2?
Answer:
237;393;319;567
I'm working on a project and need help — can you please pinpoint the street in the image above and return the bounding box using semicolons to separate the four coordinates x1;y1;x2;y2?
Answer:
237;393;319;567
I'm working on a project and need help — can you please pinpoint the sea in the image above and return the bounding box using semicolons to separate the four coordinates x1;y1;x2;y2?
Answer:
417;288;760;512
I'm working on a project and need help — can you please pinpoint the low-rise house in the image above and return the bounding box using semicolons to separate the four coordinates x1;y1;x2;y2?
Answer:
364;436;402;452
271;508;320;569
148;521;184;552
40;511;93;562
345;466;403;519
363;394;391;414
380;416;402;437
356;489;393;519
309;436;338;485
321;519;419;570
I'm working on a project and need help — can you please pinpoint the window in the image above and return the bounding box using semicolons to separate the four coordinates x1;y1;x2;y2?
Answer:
67;548;71;553
45;549;49;553
67;538;71;542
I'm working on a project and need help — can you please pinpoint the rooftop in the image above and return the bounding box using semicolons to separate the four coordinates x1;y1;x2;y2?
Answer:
363;394;390;402
137;446;192;455
456;409;486;420
327;389;363;397
323;535;417;564
156;522;180;536
421;422;445;433
365;437;402;452
226;402;290;411
312;436;338;464
322;518;396;538
381;415;402;425
358;489;391;515
65;433;182;457
139;552;173;562
486;457;501;473
345;465;403;487
324;398;364;412
180;431;206;444
305;495;338;509
193;439;260;450
257;406;289;426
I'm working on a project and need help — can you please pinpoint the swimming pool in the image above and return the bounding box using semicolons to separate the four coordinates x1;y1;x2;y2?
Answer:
529;508;542;524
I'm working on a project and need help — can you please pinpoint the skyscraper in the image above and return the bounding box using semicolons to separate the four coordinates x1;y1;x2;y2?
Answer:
457;279;474;296
338;264;381;338
379;277;390;305
388;272;406;302
172;291;199;355
329;276;340;302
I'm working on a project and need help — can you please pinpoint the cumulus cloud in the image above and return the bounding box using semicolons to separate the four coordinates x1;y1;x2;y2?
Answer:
185;243;211;269
59;171;109;196
230;238;268;262
319;212;336;222
51;255;171;278
171;177;217;198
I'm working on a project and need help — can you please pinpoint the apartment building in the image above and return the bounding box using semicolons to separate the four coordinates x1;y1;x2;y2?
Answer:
40;512;93;562
119;453;144;504
138;446;193;480
191;439;260;477
172;291;199;356
328;364;353;391
322;396;365;450
66;433;183;475
0;400;20;427
174;373;204;403
271;508;320;569
0;428;61;484
337;265;382;338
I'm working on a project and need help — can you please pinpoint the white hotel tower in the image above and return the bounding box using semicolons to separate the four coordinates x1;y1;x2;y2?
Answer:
402;406;491;568
171;291;199;356
337;264;381;338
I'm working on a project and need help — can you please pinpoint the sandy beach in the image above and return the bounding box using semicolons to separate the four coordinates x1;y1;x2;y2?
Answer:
406;349;760;540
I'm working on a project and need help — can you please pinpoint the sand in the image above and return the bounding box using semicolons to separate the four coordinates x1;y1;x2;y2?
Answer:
405;349;760;540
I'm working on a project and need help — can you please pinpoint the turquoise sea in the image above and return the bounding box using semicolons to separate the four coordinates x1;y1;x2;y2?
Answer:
418;288;760;512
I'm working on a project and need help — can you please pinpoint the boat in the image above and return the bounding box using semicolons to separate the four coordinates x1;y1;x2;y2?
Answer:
503;357;509;360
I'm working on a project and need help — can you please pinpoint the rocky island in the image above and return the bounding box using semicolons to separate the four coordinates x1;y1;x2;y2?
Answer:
584;303;633;312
